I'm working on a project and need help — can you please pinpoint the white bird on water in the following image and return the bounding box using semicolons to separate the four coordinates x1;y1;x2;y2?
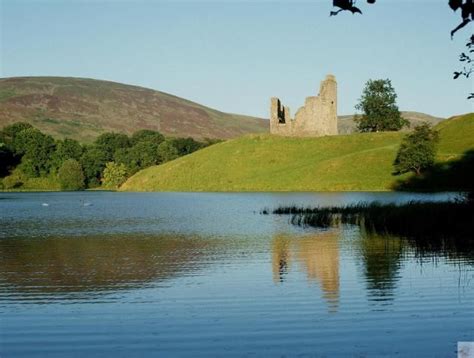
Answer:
41;203;49;207
80;199;92;207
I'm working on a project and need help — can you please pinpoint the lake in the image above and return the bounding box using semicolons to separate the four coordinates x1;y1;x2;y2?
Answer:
0;192;472;357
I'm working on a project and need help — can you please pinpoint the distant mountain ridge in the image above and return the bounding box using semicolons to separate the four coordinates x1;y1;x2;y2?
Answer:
0;77;268;142
0;77;446;142
338;112;445;134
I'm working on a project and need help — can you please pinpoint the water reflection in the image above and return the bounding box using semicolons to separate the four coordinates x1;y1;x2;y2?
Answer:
357;233;405;305
272;231;340;312
0;235;216;301
0;192;472;357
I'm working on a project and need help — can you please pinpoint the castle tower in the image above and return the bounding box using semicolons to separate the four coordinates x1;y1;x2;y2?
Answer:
270;75;338;137
318;74;338;136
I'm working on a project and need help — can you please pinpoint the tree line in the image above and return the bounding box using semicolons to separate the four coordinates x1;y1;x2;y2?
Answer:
0;123;221;190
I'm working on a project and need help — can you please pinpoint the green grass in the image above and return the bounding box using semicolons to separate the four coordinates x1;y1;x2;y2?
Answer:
121;113;474;192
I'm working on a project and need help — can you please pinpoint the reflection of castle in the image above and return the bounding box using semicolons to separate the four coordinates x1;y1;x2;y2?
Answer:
272;232;340;312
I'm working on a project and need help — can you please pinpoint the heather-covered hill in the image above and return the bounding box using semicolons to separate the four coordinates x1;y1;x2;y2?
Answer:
0;77;268;142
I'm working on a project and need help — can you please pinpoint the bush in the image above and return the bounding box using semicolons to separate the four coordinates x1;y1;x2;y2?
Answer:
102;162;127;189
57;159;85;191
394;123;439;175
2;169;27;189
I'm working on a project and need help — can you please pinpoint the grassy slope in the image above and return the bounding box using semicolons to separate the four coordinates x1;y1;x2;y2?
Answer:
121;113;474;192
0;77;267;142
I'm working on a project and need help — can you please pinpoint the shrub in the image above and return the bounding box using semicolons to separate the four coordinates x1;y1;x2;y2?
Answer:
2;169;27;189
57;159;85;191
102;162;127;189
394;123;439;175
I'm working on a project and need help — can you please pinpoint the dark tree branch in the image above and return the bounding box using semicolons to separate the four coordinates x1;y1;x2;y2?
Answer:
330;1;474;99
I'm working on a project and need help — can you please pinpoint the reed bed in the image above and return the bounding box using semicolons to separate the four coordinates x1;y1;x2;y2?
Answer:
264;200;474;240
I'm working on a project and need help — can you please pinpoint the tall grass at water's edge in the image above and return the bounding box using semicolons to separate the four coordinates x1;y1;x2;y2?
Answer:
263;200;474;240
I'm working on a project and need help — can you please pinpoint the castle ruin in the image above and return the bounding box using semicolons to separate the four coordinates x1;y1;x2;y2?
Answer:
270;74;338;137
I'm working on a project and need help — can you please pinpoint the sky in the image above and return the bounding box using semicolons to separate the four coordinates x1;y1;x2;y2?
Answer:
1;0;473;118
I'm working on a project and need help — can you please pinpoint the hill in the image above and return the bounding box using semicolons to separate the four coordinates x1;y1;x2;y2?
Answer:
0;77;268;142
337;111;445;134
121;113;474;192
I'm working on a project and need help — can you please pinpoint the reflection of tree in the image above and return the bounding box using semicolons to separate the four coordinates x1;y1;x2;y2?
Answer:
272;232;340;312
358;233;405;303
0;235;214;299
272;236;291;283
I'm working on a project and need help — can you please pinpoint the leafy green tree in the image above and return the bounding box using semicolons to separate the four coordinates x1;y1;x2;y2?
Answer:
94;133;131;161
80;146;109;187
157;140;179;163
171;137;205;156
50;138;84;171
131;130;165;146
355;79;408;132
1;122;34;151
394;123;439;176
57;159;85;190
102;162;128;188
14;128;56;177
115;140;161;175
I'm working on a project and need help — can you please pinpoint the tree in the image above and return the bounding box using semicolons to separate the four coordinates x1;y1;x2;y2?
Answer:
50;138;84;171
115;140;162;175
94;133;131;161
454;35;474;99
57;159;85;190
171;137;205;156
157;140;179;163
131;129;165;146
394;123;440;176
329;1;473;99
14;128;56;177
355;79;408;132
330;0;473;38
80;146;109;187
0;122;33;151
102;162;128;188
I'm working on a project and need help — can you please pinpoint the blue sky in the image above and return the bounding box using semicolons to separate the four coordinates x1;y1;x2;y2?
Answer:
1;0;473;118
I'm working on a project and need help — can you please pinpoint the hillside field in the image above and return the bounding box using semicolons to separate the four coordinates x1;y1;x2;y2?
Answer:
121;113;474;192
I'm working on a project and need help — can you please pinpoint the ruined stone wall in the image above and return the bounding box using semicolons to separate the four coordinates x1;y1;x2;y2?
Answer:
270;74;338;137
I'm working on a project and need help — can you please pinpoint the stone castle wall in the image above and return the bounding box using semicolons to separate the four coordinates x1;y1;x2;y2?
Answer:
270;75;338;137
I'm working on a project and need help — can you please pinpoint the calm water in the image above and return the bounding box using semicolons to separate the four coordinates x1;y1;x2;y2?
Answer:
0;192;472;357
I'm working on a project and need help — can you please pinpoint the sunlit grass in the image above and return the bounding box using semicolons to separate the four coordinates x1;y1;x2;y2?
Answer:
122;113;474;192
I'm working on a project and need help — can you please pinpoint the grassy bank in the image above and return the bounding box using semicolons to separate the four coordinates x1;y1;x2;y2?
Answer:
121;113;474;192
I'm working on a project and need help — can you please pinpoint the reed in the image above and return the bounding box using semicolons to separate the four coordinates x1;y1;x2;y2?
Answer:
266;200;474;240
